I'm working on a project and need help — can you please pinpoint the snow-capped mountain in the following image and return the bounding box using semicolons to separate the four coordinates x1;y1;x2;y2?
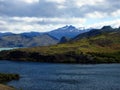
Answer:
48;25;89;39
0;25;90;40
0;25;91;47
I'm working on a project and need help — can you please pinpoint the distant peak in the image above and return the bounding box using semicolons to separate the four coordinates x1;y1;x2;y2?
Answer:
101;26;112;30
65;25;75;28
61;25;76;30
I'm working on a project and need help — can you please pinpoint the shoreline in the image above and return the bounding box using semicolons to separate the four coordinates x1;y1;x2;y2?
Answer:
0;84;15;90
0;73;19;90
0;50;120;64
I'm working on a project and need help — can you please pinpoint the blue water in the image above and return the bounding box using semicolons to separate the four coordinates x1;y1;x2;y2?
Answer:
0;61;120;90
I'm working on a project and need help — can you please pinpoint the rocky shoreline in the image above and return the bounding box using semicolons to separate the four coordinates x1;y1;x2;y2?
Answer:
0;84;15;90
0;73;19;90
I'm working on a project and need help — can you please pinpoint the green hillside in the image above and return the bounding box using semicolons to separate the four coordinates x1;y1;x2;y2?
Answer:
0;27;120;63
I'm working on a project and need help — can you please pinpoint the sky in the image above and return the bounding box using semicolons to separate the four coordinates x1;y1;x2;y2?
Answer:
0;0;120;33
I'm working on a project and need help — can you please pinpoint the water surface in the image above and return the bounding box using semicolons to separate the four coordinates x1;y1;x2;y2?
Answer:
0;60;120;90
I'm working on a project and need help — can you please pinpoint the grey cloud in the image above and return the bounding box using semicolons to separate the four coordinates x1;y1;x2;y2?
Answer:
63;0;120;17
0;26;7;32
0;0;63;17
0;0;120;18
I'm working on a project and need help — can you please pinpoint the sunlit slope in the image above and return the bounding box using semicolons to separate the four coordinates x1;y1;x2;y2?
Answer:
18;30;120;54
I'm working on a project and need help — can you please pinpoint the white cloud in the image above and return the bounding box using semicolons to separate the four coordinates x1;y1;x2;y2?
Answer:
0;16;120;33
111;10;120;17
10;16;86;25
75;0;104;7
0;16;86;33
21;0;39;4
0;20;7;25
86;11;107;18
12;17;42;22
57;5;66;9
87;19;120;28
45;0;65;4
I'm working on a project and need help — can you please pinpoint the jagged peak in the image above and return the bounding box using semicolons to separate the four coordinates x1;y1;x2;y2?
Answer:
57;25;77;31
101;26;113;30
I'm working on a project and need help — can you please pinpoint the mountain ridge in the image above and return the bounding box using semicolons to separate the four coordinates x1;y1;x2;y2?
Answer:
0;34;58;47
0;25;89;40
48;25;90;39
0;25;89;47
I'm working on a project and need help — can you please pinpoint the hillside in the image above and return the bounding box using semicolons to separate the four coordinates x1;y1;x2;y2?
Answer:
0;32;14;37
0;26;120;63
0;34;58;47
72;26;115;40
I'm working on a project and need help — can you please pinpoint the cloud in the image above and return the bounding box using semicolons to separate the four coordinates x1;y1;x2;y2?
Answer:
45;0;66;4
0;0;119;18
86;11;107;18
111;10;120;17
21;0;39;4
87;19;120;28
0;16;86;33
0;0;120;32
11;16;86;24
75;0;104;7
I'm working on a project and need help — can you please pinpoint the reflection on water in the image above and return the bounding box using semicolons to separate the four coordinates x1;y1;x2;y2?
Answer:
0;61;120;90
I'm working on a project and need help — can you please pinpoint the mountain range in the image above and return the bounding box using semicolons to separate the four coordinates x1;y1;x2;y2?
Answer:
0;26;120;63
0;25;89;47
0;32;14;37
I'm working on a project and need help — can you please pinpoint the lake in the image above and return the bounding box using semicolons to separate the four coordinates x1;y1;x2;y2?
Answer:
0;61;120;90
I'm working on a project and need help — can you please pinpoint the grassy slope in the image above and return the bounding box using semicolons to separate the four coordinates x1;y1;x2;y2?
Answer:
19;31;120;54
0;30;120;63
